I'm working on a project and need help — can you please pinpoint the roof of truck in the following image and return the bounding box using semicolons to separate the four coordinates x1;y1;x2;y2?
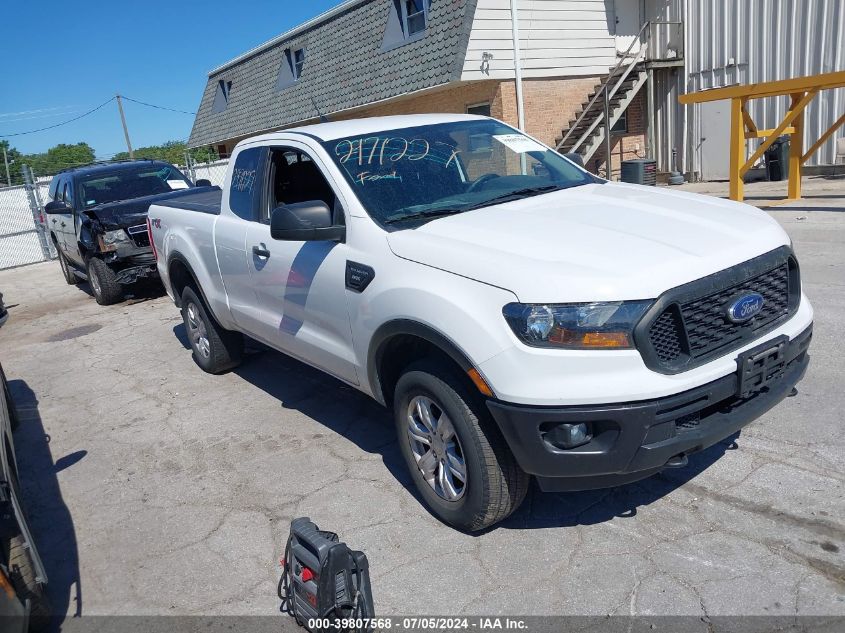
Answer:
54;159;172;179
241;113;488;145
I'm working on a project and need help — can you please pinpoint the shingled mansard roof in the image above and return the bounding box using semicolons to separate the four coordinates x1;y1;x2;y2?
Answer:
188;0;478;148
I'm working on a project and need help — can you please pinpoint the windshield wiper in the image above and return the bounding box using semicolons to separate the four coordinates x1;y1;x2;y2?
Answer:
461;184;565;211
383;208;466;225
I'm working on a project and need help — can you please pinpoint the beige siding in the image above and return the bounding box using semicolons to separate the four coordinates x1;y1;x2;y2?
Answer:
461;0;617;80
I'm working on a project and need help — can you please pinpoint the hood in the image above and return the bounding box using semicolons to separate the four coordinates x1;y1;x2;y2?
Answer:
386;182;790;303
85;186;218;229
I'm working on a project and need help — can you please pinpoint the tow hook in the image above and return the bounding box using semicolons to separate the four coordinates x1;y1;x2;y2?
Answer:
665;453;689;469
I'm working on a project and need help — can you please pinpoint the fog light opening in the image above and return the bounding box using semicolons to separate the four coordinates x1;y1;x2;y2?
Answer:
545;422;593;450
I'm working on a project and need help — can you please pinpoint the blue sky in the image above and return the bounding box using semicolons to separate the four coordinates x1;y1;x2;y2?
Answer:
1;0;340;158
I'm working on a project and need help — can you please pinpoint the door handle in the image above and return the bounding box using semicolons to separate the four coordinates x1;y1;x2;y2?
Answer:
252;245;270;258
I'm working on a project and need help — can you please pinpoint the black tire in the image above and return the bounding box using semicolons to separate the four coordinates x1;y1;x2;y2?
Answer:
86;258;123;305
1;363;19;431
394;359;529;531
5;534;52;631
181;286;243;374
57;250;77;285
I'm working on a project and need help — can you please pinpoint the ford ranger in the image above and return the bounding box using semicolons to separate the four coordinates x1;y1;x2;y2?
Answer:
45;159;214;305
148;114;812;531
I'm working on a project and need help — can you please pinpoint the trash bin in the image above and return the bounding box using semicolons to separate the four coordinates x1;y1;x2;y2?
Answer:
764;136;790;181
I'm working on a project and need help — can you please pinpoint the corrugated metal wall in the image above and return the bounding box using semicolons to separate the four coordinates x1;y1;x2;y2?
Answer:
684;0;845;178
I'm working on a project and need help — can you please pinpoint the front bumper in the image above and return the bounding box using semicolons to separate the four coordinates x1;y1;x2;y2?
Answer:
487;324;812;492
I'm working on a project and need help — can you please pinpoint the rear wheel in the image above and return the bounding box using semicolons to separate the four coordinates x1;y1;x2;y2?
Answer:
57;250;77;285
394;359;529;531
86;258;123;305
181;286;243;374
4;534;52;631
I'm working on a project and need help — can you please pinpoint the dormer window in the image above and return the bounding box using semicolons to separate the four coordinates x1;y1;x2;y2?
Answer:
277;47;306;90
211;80;232;113
293;48;306;79
382;0;430;50
403;0;428;36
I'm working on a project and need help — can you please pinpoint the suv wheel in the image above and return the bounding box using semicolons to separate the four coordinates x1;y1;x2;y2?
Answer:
181;286;243;374
57;251;78;285
86;258;123;305
4;534;52;631
394;359;529;531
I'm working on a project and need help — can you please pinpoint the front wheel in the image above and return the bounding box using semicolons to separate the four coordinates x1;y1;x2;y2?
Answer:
394;359;529;531
86;258;123;305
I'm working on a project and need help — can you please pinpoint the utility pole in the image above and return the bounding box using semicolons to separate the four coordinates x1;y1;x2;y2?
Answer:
2;146;10;186
115;94;134;158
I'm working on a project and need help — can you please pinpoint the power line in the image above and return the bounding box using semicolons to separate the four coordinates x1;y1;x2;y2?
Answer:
0;97;116;138
120;95;195;116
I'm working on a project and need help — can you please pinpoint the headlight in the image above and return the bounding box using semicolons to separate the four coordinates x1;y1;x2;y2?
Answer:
98;229;130;251
502;301;652;349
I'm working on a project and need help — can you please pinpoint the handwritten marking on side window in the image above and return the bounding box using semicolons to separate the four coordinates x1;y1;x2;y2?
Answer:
231;168;256;193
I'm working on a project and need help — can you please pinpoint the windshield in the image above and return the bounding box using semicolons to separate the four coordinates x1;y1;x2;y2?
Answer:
321;119;596;226
79;164;192;208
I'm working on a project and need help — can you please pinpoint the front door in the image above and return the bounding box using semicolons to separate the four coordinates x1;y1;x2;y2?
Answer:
244;144;358;384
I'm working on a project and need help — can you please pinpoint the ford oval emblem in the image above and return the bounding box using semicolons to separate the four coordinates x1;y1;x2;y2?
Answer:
727;293;765;323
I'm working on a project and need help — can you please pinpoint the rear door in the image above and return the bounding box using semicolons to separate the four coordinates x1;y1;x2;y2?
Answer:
242;142;358;384
46;176;66;252
59;178;78;262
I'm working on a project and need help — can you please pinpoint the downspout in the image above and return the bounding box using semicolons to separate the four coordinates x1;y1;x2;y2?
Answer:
510;0;525;132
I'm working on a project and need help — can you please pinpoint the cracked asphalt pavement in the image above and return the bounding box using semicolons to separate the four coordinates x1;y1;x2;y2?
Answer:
0;194;843;620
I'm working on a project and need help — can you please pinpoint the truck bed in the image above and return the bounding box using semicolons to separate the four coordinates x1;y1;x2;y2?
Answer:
154;187;222;215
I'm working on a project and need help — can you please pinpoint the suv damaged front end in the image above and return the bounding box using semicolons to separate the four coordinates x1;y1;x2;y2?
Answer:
83;210;157;284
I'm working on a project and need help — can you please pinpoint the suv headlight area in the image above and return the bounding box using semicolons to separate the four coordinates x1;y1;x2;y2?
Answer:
98;229;131;252
502;301;652;349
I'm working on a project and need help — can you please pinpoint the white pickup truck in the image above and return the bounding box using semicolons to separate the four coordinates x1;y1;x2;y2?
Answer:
148;114;812;531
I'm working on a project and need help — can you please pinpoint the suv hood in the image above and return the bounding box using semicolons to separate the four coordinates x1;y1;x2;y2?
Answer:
85;186;218;230
386;182;790;303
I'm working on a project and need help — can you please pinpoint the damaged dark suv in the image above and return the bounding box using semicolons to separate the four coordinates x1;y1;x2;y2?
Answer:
44;160;216;305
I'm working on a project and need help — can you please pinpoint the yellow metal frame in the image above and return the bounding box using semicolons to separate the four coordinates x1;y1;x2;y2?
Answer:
679;71;845;201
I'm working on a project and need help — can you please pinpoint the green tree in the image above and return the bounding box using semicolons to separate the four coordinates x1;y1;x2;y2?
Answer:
0;140;24;186
112;141;218;165
24;142;95;176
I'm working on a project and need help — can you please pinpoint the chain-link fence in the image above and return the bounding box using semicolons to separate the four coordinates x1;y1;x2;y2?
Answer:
182;158;229;187
0;167;55;270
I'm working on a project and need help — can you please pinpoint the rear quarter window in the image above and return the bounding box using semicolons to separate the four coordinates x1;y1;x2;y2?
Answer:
229;148;262;220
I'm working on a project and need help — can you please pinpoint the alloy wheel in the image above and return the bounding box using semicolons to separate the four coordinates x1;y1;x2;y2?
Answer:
406;395;467;501
186;302;211;358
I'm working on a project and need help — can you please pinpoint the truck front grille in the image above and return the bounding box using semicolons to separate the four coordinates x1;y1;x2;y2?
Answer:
636;247;800;374
127;224;150;247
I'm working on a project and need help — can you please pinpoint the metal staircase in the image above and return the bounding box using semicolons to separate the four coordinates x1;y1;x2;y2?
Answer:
556;22;651;171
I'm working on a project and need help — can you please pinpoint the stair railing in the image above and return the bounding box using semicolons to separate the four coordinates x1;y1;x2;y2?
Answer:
556;20;652;154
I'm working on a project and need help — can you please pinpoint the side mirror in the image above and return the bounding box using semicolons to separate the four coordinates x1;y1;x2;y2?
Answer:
195;178;212;187
44;200;70;214
270;201;345;242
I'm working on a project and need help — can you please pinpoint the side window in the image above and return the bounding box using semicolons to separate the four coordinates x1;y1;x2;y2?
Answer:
229;147;263;220
264;147;340;224
48;176;59;201
61;180;74;208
